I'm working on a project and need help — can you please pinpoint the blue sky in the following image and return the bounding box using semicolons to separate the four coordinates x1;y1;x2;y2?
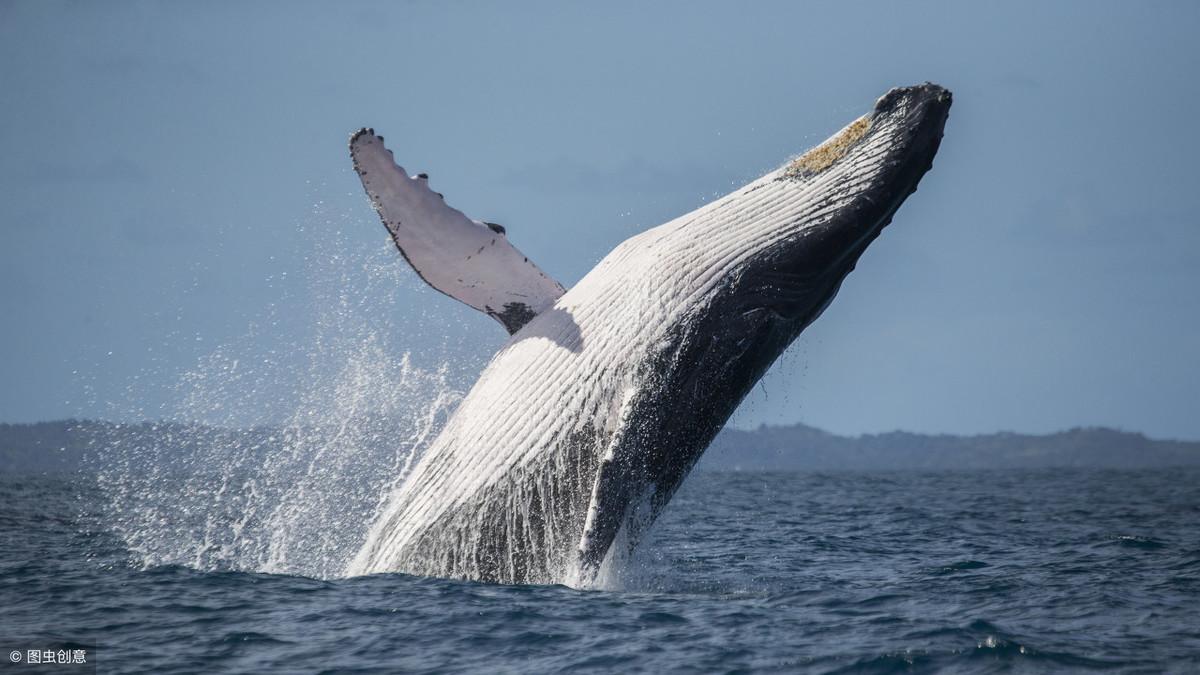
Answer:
2;1;1198;438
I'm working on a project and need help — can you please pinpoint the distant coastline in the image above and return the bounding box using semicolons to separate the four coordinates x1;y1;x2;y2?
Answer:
702;423;1200;471
2;419;1198;474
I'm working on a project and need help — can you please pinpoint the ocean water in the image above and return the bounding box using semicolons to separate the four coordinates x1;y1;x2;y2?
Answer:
2;467;1198;673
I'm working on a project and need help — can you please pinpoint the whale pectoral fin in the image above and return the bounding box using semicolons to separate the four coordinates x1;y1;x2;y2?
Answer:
576;456;630;579
350;128;566;334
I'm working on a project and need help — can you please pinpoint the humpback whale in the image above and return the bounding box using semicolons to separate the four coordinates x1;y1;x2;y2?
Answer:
345;83;951;585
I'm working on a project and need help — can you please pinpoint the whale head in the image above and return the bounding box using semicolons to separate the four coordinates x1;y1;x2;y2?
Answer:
724;82;951;332
598;83;953;415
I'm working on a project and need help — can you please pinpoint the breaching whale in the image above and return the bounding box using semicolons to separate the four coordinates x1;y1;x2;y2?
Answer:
345;83;951;585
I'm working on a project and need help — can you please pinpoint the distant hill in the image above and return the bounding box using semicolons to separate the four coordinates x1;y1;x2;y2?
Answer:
700;424;1200;470
2;419;1198;474
0;420;273;474
0;419;96;474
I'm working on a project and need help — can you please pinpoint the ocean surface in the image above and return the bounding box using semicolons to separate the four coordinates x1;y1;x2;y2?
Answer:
2;467;1198;673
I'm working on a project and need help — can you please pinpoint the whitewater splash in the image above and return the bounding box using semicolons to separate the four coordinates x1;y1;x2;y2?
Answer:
90;205;468;579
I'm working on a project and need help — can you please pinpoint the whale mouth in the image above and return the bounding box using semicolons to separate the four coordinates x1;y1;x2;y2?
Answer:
875;81;954;117
872;82;953;164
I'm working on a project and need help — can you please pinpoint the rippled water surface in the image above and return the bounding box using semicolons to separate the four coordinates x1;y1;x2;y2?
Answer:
2;468;1198;673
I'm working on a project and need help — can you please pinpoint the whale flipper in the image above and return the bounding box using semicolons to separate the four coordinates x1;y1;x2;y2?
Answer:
350;128;565;334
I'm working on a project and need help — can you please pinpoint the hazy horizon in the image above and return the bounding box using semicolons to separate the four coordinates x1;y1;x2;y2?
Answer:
3;415;1195;445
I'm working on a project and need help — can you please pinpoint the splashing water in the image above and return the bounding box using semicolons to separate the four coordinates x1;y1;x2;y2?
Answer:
90;205;471;579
